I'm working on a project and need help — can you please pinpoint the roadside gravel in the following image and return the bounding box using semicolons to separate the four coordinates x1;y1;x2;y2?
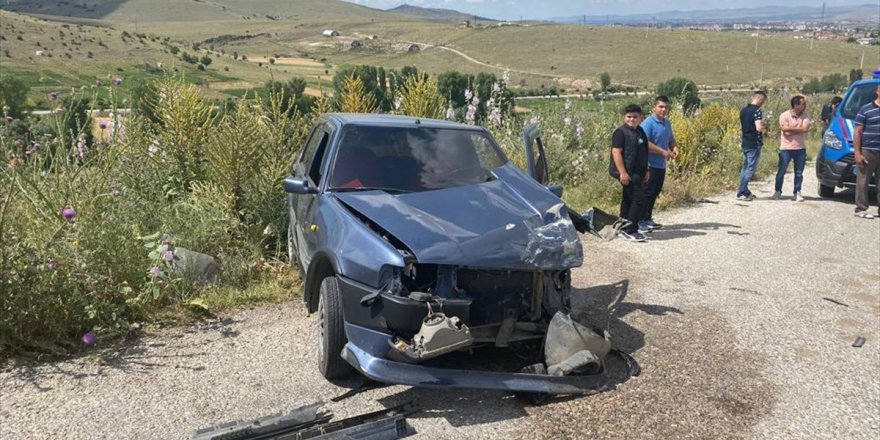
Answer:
1;170;878;439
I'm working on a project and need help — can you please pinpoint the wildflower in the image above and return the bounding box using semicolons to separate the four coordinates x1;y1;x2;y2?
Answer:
163;250;174;262
31;142;41;151
576;123;585;140
61;207;76;220
489;107;503;126
111;188;122;197
564;117;572;126
95;79;102;86
565;100;572;110
464;88;473;101
445;106;455;120
148;266;161;278
492;82;501;93
5;116;13;122
45;260;55;270
113;76;123;85
148;141;159;156
81;331;97;345
502;70;511;84
49;91;58;101
98;121;108;130
394;96;403;110
76;139;85;159
466;104;477;125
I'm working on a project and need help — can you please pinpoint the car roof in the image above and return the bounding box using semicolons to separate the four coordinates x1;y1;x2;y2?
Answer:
323;113;488;131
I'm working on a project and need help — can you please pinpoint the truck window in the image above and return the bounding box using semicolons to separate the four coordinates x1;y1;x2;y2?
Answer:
307;131;330;186
842;83;879;120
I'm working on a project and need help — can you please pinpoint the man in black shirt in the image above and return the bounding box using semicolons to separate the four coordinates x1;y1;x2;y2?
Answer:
821;96;842;134
737;91;767;201
610;104;650;242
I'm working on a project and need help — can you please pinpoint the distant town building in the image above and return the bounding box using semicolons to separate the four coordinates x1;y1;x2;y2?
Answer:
322;30;339;37
339;39;363;50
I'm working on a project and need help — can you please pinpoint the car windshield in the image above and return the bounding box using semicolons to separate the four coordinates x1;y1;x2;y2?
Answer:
841;83;879;120
328;125;507;193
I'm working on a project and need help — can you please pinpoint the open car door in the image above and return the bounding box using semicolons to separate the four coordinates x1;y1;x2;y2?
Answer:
522;123;627;240
521;122;559;195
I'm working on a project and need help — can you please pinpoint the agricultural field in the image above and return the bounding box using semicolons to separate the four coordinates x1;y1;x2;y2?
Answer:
2;0;877;108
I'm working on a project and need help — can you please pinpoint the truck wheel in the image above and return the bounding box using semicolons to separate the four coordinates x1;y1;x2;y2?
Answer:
318;276;354;380
818;183;835;198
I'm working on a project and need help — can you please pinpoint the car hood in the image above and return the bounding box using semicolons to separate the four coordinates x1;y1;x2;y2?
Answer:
334;164;583;270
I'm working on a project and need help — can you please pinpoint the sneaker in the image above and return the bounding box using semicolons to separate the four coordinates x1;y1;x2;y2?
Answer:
644;219;663;229
637;221;653;234
854;211;876;219
619;231;647;242
736;194;755;202
794;192;805;202
772;191;782;200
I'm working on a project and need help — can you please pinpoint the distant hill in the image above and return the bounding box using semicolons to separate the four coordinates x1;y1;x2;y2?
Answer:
387;4;494;22
0;0;390;22
553;4;880;24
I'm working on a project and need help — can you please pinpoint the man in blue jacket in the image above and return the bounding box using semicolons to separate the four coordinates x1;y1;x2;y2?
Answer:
640;95;679;232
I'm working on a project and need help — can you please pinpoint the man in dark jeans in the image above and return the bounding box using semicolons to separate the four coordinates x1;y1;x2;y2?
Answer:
610;104;650;242
738;91;767;201
640;95;679;233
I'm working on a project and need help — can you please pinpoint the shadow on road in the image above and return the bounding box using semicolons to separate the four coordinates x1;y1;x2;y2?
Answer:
648;222;741;241
6;317;243;391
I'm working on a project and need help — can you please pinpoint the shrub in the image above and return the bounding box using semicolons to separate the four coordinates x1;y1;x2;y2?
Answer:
656;77;701;114
337;74;377;113
396;75;445;119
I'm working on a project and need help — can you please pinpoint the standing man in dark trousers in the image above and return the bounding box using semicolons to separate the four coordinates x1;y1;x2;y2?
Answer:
610;104;651;242
852;84;880;219
640;95;679;233
737;91;767;201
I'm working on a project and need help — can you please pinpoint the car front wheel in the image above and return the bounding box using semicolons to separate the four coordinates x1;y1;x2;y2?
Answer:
818;183;835;198
318;276;354;380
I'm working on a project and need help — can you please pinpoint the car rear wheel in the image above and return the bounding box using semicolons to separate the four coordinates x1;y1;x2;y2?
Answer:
318;276;354;380
818;183;835;198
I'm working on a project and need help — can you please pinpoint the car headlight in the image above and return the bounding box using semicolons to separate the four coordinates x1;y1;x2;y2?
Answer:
823;131;842;150
378;265;402;295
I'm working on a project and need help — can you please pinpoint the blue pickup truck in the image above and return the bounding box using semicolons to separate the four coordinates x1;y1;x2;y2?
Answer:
816;70;880;197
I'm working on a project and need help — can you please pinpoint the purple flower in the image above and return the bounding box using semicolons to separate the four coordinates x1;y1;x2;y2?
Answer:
163;250;174;262
76;139;85;159
45;260;55;270
148;266;161;278
82;331;97;345
99;121;108;130
49;91;58;101
4;116;13;122
61;207;76;220
24;149;32;158
31;142;41;151
113;77;123;85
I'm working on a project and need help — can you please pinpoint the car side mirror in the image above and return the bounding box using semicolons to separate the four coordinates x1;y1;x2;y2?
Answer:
283;177;317;195
547;184;564;198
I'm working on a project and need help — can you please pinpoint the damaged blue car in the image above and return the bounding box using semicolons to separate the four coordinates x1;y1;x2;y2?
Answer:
284;114;632;396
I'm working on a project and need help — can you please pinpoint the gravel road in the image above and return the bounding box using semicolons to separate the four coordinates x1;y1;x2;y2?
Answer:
2;170;878;439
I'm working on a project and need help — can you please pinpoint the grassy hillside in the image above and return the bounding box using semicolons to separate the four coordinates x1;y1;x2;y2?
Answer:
2;0;877;106
0;0;391;21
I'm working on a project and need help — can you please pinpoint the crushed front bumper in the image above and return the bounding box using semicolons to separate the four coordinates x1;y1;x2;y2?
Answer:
341;323;617;395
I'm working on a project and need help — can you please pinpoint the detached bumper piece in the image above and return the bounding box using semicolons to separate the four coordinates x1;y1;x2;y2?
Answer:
343;323;616;396
190;401;417;440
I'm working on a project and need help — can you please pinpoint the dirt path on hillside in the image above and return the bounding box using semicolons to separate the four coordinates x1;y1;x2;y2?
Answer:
2;170;878;439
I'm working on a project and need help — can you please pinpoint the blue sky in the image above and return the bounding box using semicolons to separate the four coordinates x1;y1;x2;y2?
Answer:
344;0;875;20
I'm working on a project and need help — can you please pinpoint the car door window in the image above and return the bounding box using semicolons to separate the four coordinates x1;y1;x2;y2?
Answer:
307;130;330;186
296;124;325;176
